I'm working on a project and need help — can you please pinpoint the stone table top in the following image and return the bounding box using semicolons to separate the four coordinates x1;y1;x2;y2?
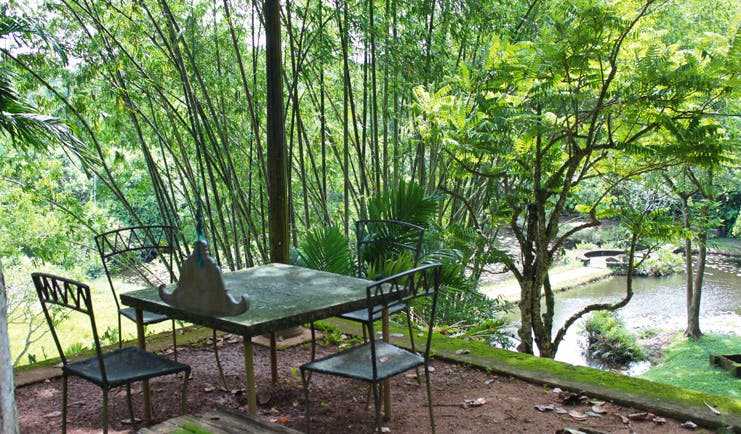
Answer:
120;263;372;337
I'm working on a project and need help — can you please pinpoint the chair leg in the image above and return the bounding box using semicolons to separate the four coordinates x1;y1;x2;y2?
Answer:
300;369;311;434
310;322;316;360
125;384;135;426
363;321;373;409
213;329;228;389
404;307;421;382
371;381;383;434
117;314;123;349
181;371;190;414
102;388;109;434
171;319;178;361
61;374;68;434
425;364;436;434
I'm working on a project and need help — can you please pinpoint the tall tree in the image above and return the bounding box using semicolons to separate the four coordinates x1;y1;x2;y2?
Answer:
440;0;733;357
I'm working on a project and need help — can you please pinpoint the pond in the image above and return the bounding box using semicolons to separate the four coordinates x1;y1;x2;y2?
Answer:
550;254;741;371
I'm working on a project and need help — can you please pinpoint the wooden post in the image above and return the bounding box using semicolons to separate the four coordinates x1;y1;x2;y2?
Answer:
0;260;20;434
265;0;288;266
265;0;289;384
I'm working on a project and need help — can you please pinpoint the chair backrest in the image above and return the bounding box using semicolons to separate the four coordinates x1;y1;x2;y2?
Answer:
365;264;441;377
31;272;107;378
355;219;425;280
95;225;177;307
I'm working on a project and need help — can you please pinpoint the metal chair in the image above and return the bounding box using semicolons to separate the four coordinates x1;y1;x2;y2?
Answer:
31;272;190;433
95;225;227;386
301;263;441;434
325;220;424;358
95;225;178;352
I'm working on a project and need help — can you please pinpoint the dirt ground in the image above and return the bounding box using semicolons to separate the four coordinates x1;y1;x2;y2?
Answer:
16;333;711;434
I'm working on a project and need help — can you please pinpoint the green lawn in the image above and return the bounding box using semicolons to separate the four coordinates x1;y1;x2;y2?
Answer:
8;273;172;367
640;333;741;400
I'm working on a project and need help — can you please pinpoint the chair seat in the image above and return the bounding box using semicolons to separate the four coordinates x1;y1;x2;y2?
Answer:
338;302;407;323
120;306;170;325
302;341;423;382
64;347;190;388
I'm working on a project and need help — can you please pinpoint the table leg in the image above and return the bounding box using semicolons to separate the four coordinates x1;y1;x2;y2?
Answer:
382;308;391;420
243;338;257;415
135;309;152;424
270;332;278;384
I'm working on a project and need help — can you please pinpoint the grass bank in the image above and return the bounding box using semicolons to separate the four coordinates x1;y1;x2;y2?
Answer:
479;262;614;302
640;334;740;400
710;238;741;256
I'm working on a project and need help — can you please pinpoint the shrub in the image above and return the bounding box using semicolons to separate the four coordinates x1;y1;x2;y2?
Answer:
632;246;683;276
582;311;646;366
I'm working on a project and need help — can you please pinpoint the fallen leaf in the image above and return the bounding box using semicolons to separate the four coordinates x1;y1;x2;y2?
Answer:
534;404;555;412
381;427;391;433
204;387;215;393
703;400;721;415
680;421;698;429
379;356;390;363
559;391;589;406
274;417;291;423
584;411;603;418
556;429;587;434
591;405;607;414
618;414;631;425
463;397;487;408
484;379;496;385
628;411;653;421
653;416;666;424
44;411;62;418
567;410;587;421
455;349;471;355
554;407;568;414
121;417;141;425
258;390;271;405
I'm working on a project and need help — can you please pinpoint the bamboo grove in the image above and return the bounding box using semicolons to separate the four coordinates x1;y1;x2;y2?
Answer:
0;0;527;271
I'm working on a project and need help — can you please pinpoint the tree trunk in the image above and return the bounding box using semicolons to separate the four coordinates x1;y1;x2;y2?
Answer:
680;192;704;339
0;261;20;434
686;237;705;338
686;202;708;339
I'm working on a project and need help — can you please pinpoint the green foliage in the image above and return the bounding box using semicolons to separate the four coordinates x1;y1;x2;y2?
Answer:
99;326;118;347
294;226;354;277
640;334;740;399
429;292;514;349
582;311;646;366
367;180;437;226
733;213;741;238
64;342;87;357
